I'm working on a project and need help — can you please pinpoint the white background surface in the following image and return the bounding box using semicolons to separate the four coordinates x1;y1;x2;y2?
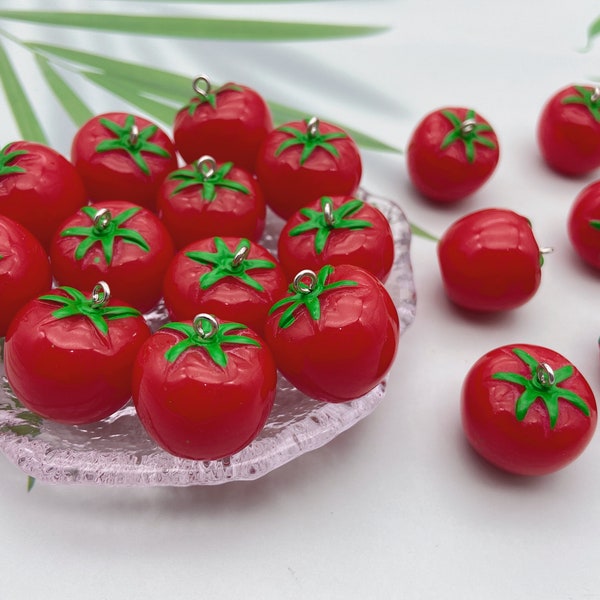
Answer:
2;1;600;598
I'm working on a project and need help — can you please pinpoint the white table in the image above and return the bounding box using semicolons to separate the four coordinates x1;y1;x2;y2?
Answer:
2;2;600;598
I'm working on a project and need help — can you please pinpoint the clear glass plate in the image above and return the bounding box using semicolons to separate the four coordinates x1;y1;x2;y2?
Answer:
0;189;416;486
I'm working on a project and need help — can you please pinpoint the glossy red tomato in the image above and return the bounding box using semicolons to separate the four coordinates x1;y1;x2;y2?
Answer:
50;200;175;313
0;141;86;248
437;208;542;311
0;215;52;337
264;264;399;403
277;194;395;282
406;107;499;203
163;236;287;335
462;343;597;475
156;155;266;249
256;117;362;220
132;313;277;460
173;76;273;172
4;283;151;425
537;85;600;176
568;179;600;269
71;112;178;210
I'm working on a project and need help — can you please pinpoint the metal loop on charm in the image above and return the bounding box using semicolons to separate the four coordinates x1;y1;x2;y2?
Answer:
232;243;250;267
293;269;318;294
306;116;320;138
128;123;139;146
461;118;477;135
323;198;334;226
192;75;211;98
92;281;111;307
93;208;112;231
592;87;600;103
536;362;555;387
197;155;216;179
539;246;554;255
193;313;219;339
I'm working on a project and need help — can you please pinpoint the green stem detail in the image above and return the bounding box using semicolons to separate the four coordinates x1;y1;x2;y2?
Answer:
491;348;591;428
96;114;171;175
0;143;27;177
185;237;275;292
269;264;358;329
60;205;150;265
440;109;496;163
39;285;141;336
589;219;600;230
168;157;249;202
161;315;260;367
289;196;372;254
562;86;600;123
275;116;347;165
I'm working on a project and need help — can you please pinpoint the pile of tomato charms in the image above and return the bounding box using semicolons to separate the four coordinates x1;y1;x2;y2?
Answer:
405;84;600;476
0;76;401;462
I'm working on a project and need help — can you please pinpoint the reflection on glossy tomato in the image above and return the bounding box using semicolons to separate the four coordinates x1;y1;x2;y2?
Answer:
462;343;597;475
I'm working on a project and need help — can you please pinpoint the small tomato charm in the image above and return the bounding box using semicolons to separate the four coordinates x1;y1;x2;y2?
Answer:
4;282;151;425
537;84;600;176
71;112;178;210
462;344;597;475
50;200;175;313
0;141;86;248
277;195;394;282
132;313;277;460
256;116;362;220
173;76;273;172
264;264;399;403
406;107;499;202
0;215;52;337
162;236;287;335
568;179;600;269
156;155;266;249
437;208;543;311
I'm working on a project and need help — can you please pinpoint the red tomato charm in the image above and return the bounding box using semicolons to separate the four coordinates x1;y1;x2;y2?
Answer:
277;195;395;282
0;215;52;337
71;112;178;210
406;107;499;203
537;85;600;176
4;282;151;425
437;208;543;311
50;200;175;313
156;155;266;249
264;264;399;403
163;236;287;335
256;116;363;220
173;76;273;173
462;344;597;475
132;313;277;460
568;179;600;269
0;141;86;248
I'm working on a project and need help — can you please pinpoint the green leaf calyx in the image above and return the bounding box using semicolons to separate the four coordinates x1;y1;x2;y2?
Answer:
440;109;496;163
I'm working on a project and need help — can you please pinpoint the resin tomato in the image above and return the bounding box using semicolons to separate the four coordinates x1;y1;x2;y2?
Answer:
437;208;542;312
50;200;175;313
0;215;52;337
264;264;399;403
0;141;86;248
173;76;273;172
537;84;600;176
71;112;178;210
4;283;151;425
568;179;600;269
256;116;362;220
163;236;287;335
156;155;266;249
407;107;499;203
132;313;277;460
277;194;394;282
462;343;597;475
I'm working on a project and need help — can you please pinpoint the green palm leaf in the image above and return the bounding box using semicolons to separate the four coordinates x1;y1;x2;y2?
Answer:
0;39;47;142
0;11;387;41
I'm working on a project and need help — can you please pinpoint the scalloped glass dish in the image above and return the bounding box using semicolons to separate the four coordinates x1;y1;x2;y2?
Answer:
0;189;416;486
